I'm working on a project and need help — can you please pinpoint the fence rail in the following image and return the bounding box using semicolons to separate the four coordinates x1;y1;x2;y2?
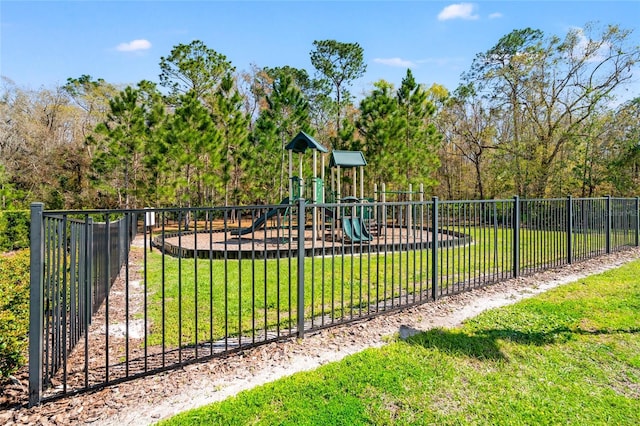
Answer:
28;196;639;405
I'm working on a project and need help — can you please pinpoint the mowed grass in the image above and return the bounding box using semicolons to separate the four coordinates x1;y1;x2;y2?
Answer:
143;227;623;347
158;258;640;425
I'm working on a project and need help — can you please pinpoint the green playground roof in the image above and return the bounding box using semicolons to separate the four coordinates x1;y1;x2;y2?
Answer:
330;150;367;168
284;131;329;153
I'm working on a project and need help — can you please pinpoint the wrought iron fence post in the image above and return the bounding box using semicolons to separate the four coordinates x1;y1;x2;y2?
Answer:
606;195;611;254
297;198;306;338
431;196;438;300
567;196;573;265
88;217;94;319
513;196;520;278
634;197;640;247
29;202;44;407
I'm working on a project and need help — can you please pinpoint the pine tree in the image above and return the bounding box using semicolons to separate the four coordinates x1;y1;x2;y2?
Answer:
396;70;441;191
310;40;366;148
91;86;148;208
164;91;220;210
251;72;313;203
356;80;404;190
210;74;250;206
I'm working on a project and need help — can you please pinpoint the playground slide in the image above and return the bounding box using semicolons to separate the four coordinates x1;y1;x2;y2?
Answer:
342;217;373;243
231;198;290;236
353;217;373;241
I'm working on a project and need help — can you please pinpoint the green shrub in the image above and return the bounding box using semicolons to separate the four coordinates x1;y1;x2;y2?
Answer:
0;250;30;378
0;210;30;252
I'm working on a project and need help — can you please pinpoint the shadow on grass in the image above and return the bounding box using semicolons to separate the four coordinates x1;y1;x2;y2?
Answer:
399;325;640;361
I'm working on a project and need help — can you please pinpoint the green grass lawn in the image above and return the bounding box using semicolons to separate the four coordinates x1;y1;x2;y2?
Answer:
143;226;617;347
158;258;640;425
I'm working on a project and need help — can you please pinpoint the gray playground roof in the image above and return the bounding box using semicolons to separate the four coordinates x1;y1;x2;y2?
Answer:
284;131;329;153
330;150;367;168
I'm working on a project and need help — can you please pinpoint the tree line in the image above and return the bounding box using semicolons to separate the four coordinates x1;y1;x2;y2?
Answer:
1;23;639;210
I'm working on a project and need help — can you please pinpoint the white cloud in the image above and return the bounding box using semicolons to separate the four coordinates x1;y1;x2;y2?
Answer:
488;12;503;19
373;57;416;68
570;27;611;63
437;3;479;21
116;39;152;52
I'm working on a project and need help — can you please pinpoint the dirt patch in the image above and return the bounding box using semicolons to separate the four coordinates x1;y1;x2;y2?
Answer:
1;247;638;425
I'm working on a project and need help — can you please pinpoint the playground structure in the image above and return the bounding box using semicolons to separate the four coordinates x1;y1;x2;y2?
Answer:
207;130;381;245
234;131;399;243
153;131;464;258
287;133;378;243
270;131;431;244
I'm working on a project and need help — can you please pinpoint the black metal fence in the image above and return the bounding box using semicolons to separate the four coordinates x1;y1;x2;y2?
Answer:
28;196;639;405
29;205;136;404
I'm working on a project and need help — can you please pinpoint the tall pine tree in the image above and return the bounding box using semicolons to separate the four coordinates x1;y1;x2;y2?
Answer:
251;72;313;202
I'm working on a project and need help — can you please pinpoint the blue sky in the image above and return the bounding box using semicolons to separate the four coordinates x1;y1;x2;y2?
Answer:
1;1;639;97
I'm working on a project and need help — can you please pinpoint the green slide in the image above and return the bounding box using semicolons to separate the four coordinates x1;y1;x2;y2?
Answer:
231;198;290;236
342;216;372;242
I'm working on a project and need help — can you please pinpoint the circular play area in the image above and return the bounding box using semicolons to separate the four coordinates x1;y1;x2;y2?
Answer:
152;131;470;259
154;223;470;259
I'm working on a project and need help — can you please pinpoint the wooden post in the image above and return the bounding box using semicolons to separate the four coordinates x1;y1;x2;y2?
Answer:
352;168;356;197
381;183;387;235
374;183;378;231
321;154;326;202
313;150;317;201
298;152;304;201
408;183;413;236
420;183;424;245
337;166;341;201
337;166;341;220
288;150;293;201
331;168;335;201
360;166;364;200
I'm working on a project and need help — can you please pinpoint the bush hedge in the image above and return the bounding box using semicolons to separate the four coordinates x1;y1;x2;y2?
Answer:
0;250;30;378
0;210;30;252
